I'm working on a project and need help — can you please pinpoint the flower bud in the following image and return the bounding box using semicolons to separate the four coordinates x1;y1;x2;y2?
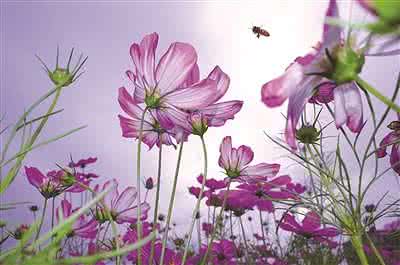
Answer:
36;47;87;87
189;112;208;136
145;177;154;190
29;205;39;212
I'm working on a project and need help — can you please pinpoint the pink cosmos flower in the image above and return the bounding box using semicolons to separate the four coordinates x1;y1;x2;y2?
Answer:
25;166;67;198
279;211;339;248
377;116;400;175
261;0;364;149
94;179;150;224
118;86;175;149
218;136;280;182
210;239;238;265
197;174;227;191
124;222;157;264
126;33;218;129
56;199;98;239
234;175;295;212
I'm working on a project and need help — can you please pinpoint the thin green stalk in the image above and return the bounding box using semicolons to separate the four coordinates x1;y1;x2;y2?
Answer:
135;106;148;265
34;198;48;241
181;135;208;264
200;180;232;265
355;76;400;113
365;232;387;265
149;140;163;265
159;141;184;265
351;234;370;265
0;88;63;193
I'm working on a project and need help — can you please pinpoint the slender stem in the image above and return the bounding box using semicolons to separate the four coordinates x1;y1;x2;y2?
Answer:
355;76;400;113
35;198;48;241
135;107;148;265
159;141;184;265
149;140;163;265
200;181;232;265
181;135;208;264
365;232;386;265
351;234;370;265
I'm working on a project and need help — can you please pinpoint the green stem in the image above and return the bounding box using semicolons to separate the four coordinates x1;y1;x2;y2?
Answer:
258;210;267;250
35;198;48;241
159;141;184;265
365;232;387;265
149;140;163;265
355;76;400;113
239;216;251;263
135;107;148;265
181;135;208;264
0;88;62;193
200;180;232;265
351;234;370;265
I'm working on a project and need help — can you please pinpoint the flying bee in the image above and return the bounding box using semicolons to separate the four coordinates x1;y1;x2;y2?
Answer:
251;26;270;38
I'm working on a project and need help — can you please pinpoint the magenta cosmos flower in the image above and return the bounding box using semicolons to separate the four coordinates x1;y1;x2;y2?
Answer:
218;136;280;182
26;166;93;197
280;211;339;247
234;175;296;212
261;0;364;149
210;239;238;265
377;116;400;175
94;179;150;224
56;199;98;239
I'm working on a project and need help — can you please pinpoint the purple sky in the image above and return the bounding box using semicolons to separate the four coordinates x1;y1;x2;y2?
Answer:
1;1;399;237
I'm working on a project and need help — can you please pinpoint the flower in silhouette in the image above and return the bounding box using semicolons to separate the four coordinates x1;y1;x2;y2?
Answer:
218;136;280;182
56;199;98;239
94;179;150;224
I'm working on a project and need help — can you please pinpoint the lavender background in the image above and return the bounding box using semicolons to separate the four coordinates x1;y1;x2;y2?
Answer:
1;0;399;237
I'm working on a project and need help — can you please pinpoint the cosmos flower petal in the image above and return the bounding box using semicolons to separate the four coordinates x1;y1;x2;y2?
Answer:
156;42;197;94
390;144;400;175
180;63;200;88
207;66;230;103
261;62;305;107
25;166;46;189
334;83;363;133
377;132;398;158
114;187;138;212
242;163;280;177
202;100;243;127
163;79;217;110
236;145;254;168
139;32;158;88
117;202;151;224
101;179;118;209
118;87;144;119
302;211;321;232
118;115;153;138
285;77;316;150
218;136;232;169
322;0;341;48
